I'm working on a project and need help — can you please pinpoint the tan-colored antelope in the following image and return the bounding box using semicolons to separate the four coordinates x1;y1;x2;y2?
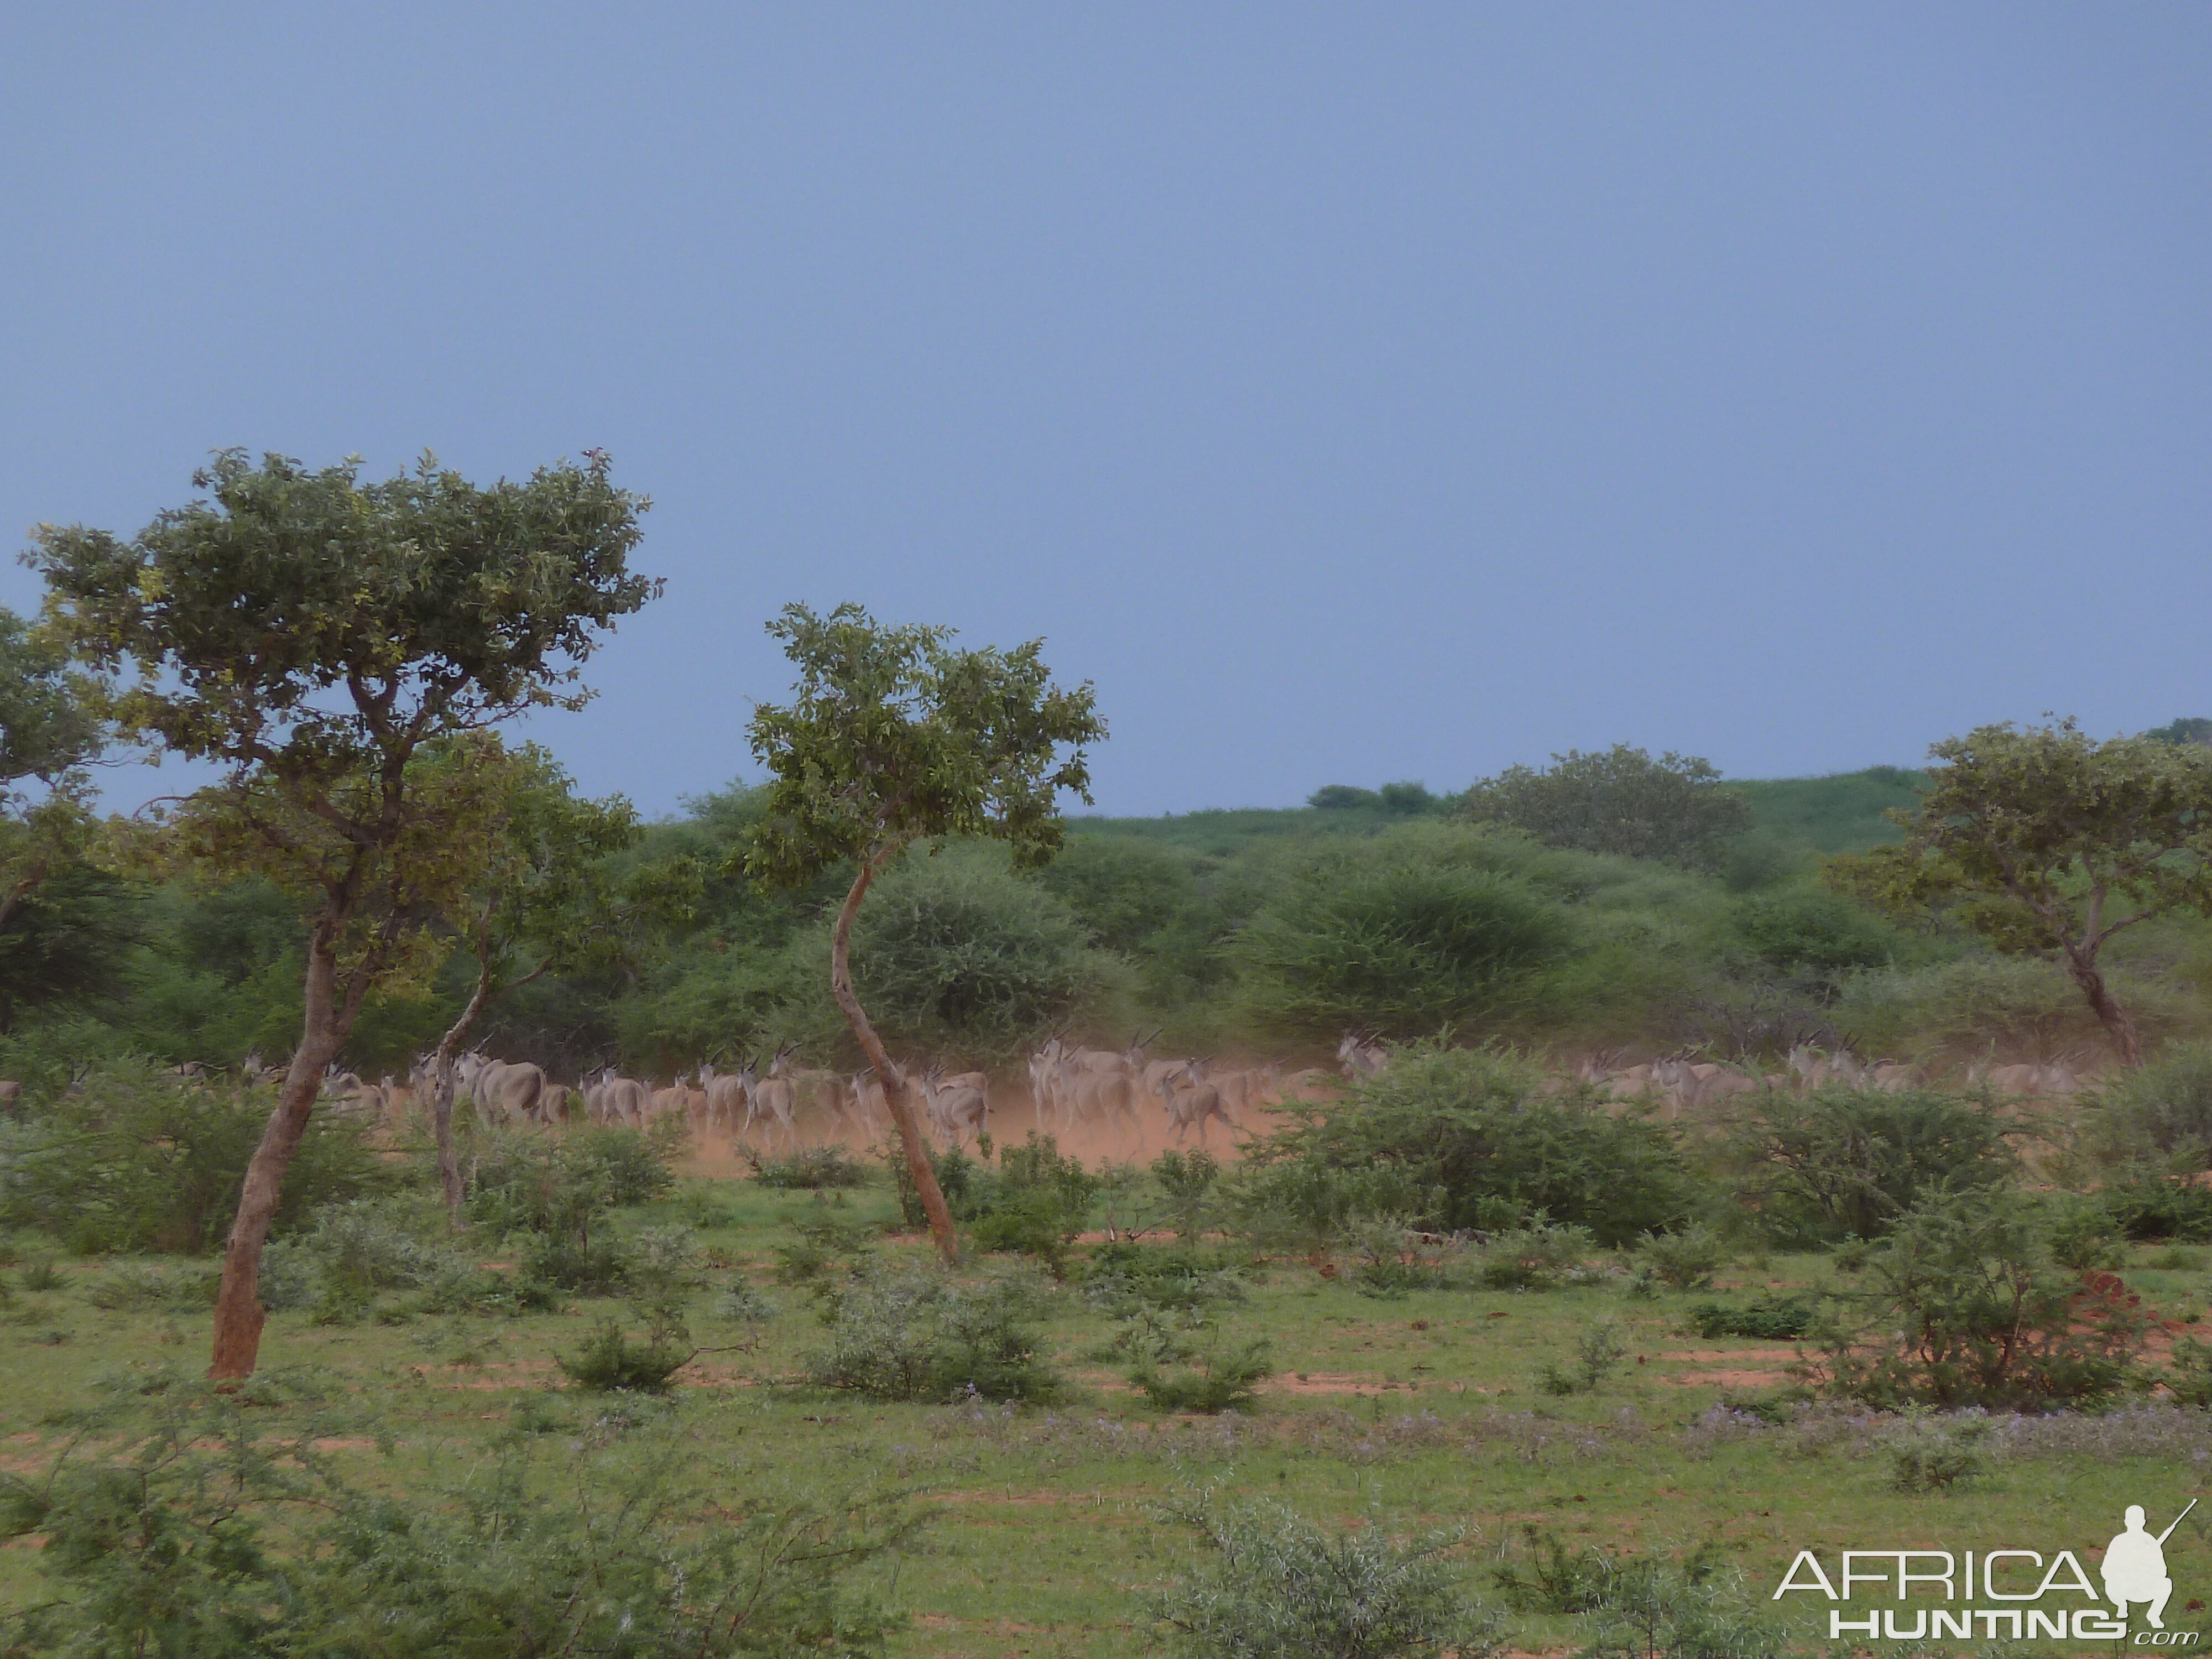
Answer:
1054;1048;1139;1142
1337;1032;1389;1078
698;1062;751;1134
916;1064;988;1145
747;1052;799;1146
1156;1060;1241;1146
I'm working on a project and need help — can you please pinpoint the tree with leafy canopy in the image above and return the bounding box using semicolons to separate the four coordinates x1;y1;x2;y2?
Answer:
1458;744;1751;869
0;604;109;938
417;742;698;1225
742;603;1104;1263
29;448;655;1378
1831;719;2212;1068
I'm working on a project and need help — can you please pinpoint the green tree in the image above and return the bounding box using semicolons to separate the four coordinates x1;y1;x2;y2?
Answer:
0;604;108;938
418;743;695;1224
1235;858;1567;1039
1459;744;1752;869
742;603;1104;1262
1830;720;2212;1067
29;448;655;1377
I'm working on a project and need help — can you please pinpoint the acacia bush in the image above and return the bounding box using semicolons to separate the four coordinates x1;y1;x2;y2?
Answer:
0;1061;388;1255
1127;1334;1274;1413
1234;859;1568;1039
1811;1188;2147;1409
1251;1047;1698;1245
1721;1085;2016;1246
468;1123;679;1293
0;1376;911;1656
1146;1493;1499;1659
2084;1041;2212;1170
1459;745;1752;870
804;1264;1060;1403
816;842;1110;1063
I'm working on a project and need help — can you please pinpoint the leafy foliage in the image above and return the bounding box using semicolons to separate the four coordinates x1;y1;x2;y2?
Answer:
842;843;1107;1061
1832;719;2212;1063
1811;1188;2147;1408
1460;745;1752;871
0;1062;388;1254
1127;1336;1275;1413
1235;859;1568;1038
1721;1085;2016;1246
804;1265;1061;1403
1146;1493;1499;1659
1253;1047;1699;1245
0;1376;910;1656
2085;1041;2212;1170
1687;1298;1814;1340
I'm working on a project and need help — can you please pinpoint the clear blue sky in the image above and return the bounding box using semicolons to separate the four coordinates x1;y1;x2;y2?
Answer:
4;6;2206;817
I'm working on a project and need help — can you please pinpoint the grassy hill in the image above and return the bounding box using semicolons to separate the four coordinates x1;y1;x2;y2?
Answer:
1074;766;1931;860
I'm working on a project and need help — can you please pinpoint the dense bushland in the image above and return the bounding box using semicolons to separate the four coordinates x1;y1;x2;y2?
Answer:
17;761;2212;1079
1247;1047;1700;1245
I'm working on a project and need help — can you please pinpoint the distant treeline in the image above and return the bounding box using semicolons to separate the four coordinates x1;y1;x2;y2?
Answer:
8;757;2208;1086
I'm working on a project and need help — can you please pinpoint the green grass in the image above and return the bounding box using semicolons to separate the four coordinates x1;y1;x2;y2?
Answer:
1731;766;1931;855
1067;766;1932;865
2;1162;2205;1657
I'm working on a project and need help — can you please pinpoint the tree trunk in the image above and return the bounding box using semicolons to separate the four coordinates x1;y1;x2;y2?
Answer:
2062;943;2142;1068
427;964;497;1227
830;857;959;1262
208;936;352;1381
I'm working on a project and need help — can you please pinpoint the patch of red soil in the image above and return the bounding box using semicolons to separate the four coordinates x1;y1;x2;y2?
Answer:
1663;1369;1790;1388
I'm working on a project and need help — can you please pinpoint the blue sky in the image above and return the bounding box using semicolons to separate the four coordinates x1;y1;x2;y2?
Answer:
4;5;2207;817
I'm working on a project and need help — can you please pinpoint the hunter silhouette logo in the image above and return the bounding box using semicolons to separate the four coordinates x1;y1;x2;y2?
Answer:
1773;1499;2201;1645
2107;1501;2194;1630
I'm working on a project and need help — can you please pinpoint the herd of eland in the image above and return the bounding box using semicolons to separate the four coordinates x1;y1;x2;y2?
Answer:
0;1030;2095;1150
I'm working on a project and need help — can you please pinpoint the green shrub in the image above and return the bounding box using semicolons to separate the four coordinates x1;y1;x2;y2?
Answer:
1538;1318;1629;1396
1128;1333;1274;1413
1722;1086;2015;1246
1574;1553;1785;1659
2166;1335;2212;1408
885;1141;979;1229
1229;1159;1425;1261
1731;888;1899;983
769;1207;878;1285
1885;1411;1995;1492
1460;745;1752;871
1475;1218;1597;1290
0;1061;388;1255
1252;1047;1698;1245
1147;1493;1499;1659
1150;1148;1222;1245
1496;1533;1786;1657
836;842;1110;1062
1812;1188;2147;1408
1688;1297;1815;1341
2098;1173;2212;1241
805;1265;1059;1403
81;1262;220;1313
17;1259;63;1293
555;1318;695;1392
1635;1224;1727;1290
469;1125;679;1297
1078;1242;1248;1313
2088;1042;2212;1168
1347;1217;1463;1298
744;1144;870;1190
1235;859;1568;1039
0;1378;910;1656
975;1133;1101;1266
